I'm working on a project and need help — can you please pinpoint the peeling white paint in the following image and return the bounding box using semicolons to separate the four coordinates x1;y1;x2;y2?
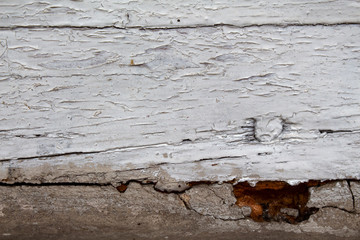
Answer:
0;2;359;184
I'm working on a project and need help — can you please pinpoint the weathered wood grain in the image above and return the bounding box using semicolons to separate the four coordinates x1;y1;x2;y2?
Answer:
1;131;359;184
1;0;360;28
0;24;359;183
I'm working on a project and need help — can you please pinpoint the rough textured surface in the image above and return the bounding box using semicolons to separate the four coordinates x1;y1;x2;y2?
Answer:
1;1;360;238
0;183;194;240
1;25;360;184
299;208;360;238
280;208;299;218
1;0;360;28
0;183;359;240
155;180;190;192
350;181;360;212
180;184;245;220
233;181;313;223
307;181;354;212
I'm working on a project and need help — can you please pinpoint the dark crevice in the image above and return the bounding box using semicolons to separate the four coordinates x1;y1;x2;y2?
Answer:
233;73;274;82
187;181;217;187
115;179;170;194
319;129;354;134
244;118;257;142
4;128;356;163
153;186;190;194
347;180;356;211
0;142;169;162
257;152;272;156
233;180;325;223
152;156;247;169
0;22;359;31
0;182;111;187
0;151;114;162
1;147;245;164
195;156;246;162
179;194;192;210
156;179;359;223
13;133;48;139
321;206;356;214
155;189;187;194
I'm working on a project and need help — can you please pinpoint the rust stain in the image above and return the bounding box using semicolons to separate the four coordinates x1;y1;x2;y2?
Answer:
130;59;135;66
233;181;322;223
116;184;128;193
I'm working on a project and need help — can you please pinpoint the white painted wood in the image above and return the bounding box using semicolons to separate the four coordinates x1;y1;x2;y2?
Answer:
0;3;359;184
1;131;359;184
0;0;360;28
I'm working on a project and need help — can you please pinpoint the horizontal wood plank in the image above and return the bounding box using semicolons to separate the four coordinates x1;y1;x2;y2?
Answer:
1;25;359;183
1;131;359;184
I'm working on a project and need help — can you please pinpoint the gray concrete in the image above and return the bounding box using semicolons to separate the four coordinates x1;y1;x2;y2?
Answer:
179;184;246;220
350;181;360;212
307;181;354;212
0;182;359;240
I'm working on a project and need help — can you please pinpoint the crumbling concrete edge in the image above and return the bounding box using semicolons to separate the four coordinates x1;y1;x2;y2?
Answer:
1;179;359;238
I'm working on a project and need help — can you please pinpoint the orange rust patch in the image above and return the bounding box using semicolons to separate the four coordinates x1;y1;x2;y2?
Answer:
233;181;322;223
116;184;128;193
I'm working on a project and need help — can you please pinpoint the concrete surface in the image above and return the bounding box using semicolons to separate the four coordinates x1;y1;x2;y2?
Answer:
350;181;360;213
0;181;359;240
307;181;354;212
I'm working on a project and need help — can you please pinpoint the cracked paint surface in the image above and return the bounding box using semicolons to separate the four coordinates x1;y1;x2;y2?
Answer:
1;0;360;185
1;1;360;238
0;24;360;184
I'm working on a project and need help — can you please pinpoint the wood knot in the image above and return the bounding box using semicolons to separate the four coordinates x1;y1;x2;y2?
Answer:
254;116;284;142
